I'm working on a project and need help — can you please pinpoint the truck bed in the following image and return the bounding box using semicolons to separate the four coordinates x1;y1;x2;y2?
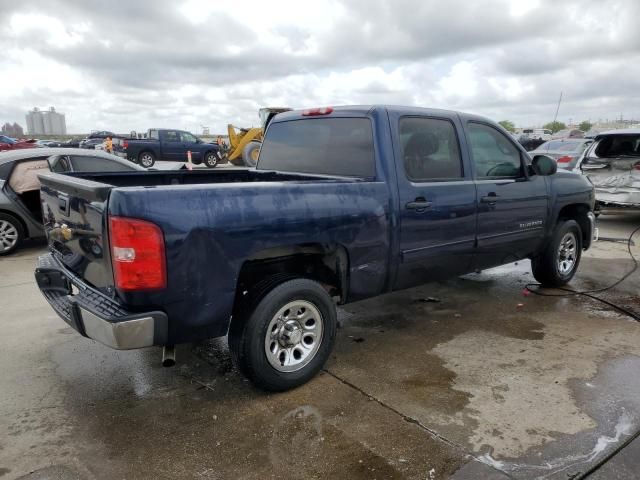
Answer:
62;168;356;189
37;168;390;343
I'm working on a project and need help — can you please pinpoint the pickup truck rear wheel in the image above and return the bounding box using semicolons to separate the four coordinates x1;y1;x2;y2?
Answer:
139;151;155;168
229;278;337;391
0;213;23;256
204;151;219;168
531;219;582;287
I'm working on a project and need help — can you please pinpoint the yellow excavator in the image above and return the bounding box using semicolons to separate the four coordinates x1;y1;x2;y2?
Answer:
222;107;291;167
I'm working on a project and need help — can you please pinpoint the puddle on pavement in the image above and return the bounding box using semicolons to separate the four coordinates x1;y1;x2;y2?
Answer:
328;259;640;478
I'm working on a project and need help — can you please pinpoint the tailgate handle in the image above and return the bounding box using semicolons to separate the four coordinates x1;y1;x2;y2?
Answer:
58;195;70;215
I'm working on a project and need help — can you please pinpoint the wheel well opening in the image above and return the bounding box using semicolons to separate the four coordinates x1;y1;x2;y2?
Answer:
235;244;349;305
557;204;590;245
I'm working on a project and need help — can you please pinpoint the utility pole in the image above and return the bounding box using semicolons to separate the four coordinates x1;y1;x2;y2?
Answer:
552;91;563;124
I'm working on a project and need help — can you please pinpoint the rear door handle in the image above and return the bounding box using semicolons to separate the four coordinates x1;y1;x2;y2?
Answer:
405;200;432;211
480;194;499;204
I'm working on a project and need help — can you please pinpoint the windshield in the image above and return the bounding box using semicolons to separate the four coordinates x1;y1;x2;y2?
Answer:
594;135;640;157
0;135;15;144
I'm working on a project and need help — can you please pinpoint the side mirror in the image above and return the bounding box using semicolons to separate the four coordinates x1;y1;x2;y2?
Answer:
532;155;557;176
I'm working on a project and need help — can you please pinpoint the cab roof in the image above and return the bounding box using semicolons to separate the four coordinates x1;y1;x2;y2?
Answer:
271;105;492;124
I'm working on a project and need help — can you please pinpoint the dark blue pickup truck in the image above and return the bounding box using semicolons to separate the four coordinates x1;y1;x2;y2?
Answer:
35;105;595;391
123;128;222;168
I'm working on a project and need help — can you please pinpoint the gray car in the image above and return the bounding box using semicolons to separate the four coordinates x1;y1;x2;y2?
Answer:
530;138;593;171
0;148;145;255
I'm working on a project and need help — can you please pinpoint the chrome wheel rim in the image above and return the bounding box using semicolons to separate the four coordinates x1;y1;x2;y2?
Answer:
265;300;324;372
140;154;153;167
206;153;218;167
0;220;18;252
557;232;577;275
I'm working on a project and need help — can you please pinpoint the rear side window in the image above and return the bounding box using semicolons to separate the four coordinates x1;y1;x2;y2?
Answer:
258;118;375;178
69;156;137;172
162;131;180;142
400;117;463;181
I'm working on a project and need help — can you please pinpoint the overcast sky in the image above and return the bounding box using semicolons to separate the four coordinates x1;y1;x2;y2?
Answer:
1;0;639;134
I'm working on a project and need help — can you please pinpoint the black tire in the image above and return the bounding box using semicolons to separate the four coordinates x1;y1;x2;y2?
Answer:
138;151;155;168
0;213;24;256
241;141;261;167
532;219;582;287
228;278;337;391
204;151;219;168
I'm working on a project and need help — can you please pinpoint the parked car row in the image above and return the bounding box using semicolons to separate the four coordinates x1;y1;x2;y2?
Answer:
0;135;39;152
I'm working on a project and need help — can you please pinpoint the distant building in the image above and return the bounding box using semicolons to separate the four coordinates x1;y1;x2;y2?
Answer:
1;122;24;138
26;107;67;135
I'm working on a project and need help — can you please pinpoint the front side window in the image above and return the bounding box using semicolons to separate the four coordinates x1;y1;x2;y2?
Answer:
399;117;463;181
181;132;197;143
467;122;523;178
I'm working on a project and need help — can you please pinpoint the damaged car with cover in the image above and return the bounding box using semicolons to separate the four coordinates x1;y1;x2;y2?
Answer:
581;128;640;210
34;105;596;391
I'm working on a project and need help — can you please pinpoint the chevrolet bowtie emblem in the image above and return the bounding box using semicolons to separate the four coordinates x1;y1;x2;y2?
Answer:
60;223;73;241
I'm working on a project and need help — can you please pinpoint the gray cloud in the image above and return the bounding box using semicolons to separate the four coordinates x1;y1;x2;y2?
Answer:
1;0;639;133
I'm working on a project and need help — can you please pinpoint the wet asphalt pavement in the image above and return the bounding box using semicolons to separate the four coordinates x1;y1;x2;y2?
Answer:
2;213;640;479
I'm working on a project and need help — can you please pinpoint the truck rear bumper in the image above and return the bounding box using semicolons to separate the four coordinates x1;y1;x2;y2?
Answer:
34;253;168;350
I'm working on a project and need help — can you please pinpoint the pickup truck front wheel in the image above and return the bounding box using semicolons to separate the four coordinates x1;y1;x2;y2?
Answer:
229;278;337;391
531;219;582;287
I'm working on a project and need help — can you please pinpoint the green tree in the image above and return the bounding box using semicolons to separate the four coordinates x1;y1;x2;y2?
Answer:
579;121;593;132
498;120;516;133
543;121;566;133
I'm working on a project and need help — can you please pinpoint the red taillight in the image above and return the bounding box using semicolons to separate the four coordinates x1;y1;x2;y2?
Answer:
634;162;640;171
109;216;166;291
302;107;333;116
123;140;128;149
557;155;573;163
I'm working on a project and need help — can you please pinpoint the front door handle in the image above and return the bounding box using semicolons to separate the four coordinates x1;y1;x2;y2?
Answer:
405;199;432;211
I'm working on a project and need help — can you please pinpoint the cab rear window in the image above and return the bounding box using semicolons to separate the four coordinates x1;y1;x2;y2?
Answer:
258;118;375;178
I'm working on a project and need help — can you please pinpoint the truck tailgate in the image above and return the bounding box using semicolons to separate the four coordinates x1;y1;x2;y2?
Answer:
38;172;115;293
